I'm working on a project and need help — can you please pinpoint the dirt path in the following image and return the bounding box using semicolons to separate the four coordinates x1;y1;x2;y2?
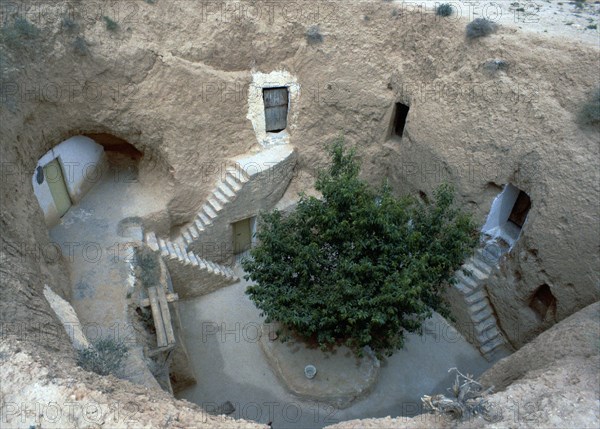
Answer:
49;154;169;388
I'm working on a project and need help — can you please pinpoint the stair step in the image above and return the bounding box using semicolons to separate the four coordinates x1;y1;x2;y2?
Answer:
207;198;222;212
465;290;486;305
461;263;488;283
194;218;205;232
238;167;251;182
218;181;236;198
481;335;505;355
478;247;501;266
471;306;493;324
187;252;199;266
157;238;168;252
189;225;200;240
456;271;479;289
173;243;185;261
475;320;498;337
198;212;211;226
472;252;494;274
166;242;179;259
225;173;243;191
213;189;229;205
468;300;488;315
203;205;217;219
182;231;192;244
453;281;471;296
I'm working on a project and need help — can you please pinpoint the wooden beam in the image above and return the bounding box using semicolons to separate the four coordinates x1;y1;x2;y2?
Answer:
139;292;179;308
157;286;176;346
148;286;167;347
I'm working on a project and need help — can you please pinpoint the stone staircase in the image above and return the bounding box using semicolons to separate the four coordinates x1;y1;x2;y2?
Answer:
448;246;511;361
176;166;250;249
144;232;238;299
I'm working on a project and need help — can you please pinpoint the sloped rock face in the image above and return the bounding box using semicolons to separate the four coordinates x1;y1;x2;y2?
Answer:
327;302;600;429
0;338;266;429
1;1;599;428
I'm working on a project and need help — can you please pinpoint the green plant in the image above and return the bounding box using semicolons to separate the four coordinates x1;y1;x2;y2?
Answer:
103;16;118;31
306;25;323;45
73;36;88;56
578;87;600;126
243;138;478;356
61;17;78;33
77;338;128;376
466;18;498;39
436;4;453;17
1;17;40;50
136;246;161;289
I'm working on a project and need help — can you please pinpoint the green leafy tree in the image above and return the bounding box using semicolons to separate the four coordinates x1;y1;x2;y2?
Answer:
243;139;478;356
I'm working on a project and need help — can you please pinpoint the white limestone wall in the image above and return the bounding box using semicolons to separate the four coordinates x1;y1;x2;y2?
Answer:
482;183;520;233
246;70;300;148
33;136;106;226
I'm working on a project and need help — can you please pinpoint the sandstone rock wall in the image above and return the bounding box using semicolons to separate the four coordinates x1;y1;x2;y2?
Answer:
1;1;599;427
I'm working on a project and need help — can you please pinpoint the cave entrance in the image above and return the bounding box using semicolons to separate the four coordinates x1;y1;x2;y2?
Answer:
263;87;289;133
482;184;531;249
33;135;107;227
392;102;410;139
529;284;557;321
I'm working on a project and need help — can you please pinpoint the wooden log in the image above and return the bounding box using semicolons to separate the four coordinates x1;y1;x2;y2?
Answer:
139;292;179;308
148;286;167;347
157;286;176;346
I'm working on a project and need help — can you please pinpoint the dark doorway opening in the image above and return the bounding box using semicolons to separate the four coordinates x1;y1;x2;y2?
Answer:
529;284;557;321
393;102;410;138
263;87;289;133
508;190;531;228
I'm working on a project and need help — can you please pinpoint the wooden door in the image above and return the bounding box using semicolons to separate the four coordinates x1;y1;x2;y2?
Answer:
263;87;289;132
43;158;72;218
233;218;252;255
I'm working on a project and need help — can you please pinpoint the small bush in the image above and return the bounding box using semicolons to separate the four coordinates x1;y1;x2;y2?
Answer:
306;25;323;45
436;3;453;17
136;247;161;289
103;16;118;31
73;36;88;56
1;17;40;50
483;59;509;73
77;338;128;377
466;18;498;39
62;17;78;33
578;87;600;126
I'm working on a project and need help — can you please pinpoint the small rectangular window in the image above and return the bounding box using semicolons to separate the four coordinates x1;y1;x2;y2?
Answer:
393;102;410;138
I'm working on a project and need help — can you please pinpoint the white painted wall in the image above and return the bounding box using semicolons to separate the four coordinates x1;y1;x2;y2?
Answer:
482;183;520;233
246;70;300;148
33;136;106;227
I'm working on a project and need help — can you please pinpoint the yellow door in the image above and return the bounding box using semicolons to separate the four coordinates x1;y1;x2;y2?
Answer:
233;218;252;255
44;158;71;218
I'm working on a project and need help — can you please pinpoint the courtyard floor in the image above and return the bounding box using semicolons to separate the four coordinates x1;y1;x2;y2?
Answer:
176;266;495;429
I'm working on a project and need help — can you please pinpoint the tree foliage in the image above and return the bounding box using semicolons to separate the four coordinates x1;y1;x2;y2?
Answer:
243;139;478;356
